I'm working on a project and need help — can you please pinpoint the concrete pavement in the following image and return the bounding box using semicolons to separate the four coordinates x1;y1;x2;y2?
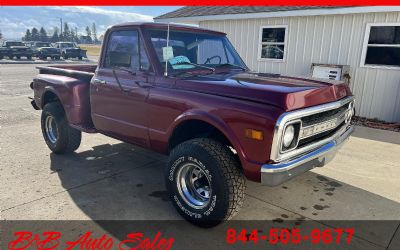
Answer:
1;64;399;249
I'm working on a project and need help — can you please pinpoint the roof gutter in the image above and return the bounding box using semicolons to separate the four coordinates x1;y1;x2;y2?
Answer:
155;6;400;24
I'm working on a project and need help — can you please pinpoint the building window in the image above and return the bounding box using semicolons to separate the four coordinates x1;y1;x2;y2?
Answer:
361;23;400;68
258;25;288;61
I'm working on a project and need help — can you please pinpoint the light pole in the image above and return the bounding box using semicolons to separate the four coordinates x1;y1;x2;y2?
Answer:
60;18;63;36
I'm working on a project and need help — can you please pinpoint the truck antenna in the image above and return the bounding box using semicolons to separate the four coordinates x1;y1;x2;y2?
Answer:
164;23;170;77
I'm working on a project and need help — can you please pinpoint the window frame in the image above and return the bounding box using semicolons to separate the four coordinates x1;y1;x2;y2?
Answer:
257;25;288;62
360;23;400;70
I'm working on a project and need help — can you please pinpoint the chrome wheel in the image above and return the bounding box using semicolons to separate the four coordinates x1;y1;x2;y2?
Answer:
176;163;212;209
45;115;58;143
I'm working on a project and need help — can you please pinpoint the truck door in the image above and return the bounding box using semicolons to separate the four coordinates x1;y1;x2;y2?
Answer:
91;29;153;147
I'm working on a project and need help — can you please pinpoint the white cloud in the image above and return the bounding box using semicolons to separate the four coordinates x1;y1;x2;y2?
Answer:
49;6;153;21
0;6;154;39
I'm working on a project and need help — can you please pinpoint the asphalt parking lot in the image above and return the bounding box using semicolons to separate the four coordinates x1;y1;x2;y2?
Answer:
1;63;400;249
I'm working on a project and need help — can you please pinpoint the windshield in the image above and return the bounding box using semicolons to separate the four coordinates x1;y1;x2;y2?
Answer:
36;42;51;47
148;29;247;74
61;43;76;48
6;42;24;47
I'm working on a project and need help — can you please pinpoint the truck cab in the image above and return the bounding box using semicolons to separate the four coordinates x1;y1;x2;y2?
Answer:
31;22;354;227
31;41;61;60
53;42;86;60
2;40;33;59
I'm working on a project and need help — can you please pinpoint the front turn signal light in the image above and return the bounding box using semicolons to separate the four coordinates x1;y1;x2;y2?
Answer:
245;129;264;141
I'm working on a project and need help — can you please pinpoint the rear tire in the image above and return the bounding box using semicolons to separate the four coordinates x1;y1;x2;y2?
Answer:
166;138;246;227
41;103;81;154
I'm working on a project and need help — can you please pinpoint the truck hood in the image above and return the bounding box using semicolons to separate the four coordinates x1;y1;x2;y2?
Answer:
175;72;352;111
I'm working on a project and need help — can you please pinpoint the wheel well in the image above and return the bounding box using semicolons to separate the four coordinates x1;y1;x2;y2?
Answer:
169;120;234;152
42;91;60;107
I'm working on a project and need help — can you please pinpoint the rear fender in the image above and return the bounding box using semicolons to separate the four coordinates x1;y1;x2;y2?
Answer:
38;77;91;126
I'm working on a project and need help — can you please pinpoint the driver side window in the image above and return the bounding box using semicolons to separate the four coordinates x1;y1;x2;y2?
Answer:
105;30;140;70
105;30;151;71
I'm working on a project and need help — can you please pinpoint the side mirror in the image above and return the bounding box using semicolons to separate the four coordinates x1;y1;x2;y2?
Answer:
109;52;131;68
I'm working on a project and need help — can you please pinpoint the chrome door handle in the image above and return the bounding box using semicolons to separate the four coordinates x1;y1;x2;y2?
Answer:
93;79;106;85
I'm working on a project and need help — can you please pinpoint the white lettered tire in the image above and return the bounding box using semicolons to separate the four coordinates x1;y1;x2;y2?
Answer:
166;138;245;227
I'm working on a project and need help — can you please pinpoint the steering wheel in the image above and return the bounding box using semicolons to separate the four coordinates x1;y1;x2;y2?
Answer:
204;55;222;65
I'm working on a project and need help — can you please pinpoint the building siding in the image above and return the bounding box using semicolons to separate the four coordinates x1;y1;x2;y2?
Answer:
200;12;400;122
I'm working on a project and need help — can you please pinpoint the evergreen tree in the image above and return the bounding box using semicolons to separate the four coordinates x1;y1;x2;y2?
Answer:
24;29;32;41
75;27;79;43
39;27;47;42
31;28;39;41
0;30;2;40
85;26;92;43
71;28;78;43
51;27;59;42
63;22;70;41
92;23;98;44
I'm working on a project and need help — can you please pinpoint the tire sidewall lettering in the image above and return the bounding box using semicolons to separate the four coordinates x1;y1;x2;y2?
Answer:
169;155;217;218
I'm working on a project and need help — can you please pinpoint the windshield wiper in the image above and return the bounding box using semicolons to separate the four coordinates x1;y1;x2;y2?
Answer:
216;63;247;71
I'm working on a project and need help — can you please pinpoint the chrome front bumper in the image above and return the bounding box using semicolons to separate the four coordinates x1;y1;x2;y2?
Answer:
261;125;354;186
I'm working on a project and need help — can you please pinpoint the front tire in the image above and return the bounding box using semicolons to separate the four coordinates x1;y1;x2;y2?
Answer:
41;103;81;154
166;138;245;227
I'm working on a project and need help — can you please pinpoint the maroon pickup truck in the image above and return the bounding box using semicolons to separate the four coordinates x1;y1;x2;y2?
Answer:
31;22;354;227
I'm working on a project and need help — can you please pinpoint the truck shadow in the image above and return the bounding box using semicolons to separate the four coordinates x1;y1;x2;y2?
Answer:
49;142;400;249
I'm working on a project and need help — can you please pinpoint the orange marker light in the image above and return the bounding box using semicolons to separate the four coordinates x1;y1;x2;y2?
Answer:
245;129;264;141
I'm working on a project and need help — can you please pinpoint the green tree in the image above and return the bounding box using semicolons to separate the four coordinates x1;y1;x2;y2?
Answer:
85;26;92;43
39;27;47;42
52;27;60;42
71;28;79;43
75;27;79;43
63;22;70;41
0;30;2;40
31;28;39;41
24;29;31;41
91;23;98;44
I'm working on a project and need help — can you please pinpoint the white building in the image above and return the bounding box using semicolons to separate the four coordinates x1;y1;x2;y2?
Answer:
156;7;400;122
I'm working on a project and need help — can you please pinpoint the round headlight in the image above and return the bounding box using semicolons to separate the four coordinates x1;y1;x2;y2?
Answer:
283;125;295;148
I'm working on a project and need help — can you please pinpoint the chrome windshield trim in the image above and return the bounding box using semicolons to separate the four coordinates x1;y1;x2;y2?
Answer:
270;96;355;162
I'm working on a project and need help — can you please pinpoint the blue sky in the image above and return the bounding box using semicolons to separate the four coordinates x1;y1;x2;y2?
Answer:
99;6;181;16
0;6;181;39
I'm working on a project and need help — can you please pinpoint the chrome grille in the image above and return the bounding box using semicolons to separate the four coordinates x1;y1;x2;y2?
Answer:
298;103;351;147
270;96;355;162
301;105;348;126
